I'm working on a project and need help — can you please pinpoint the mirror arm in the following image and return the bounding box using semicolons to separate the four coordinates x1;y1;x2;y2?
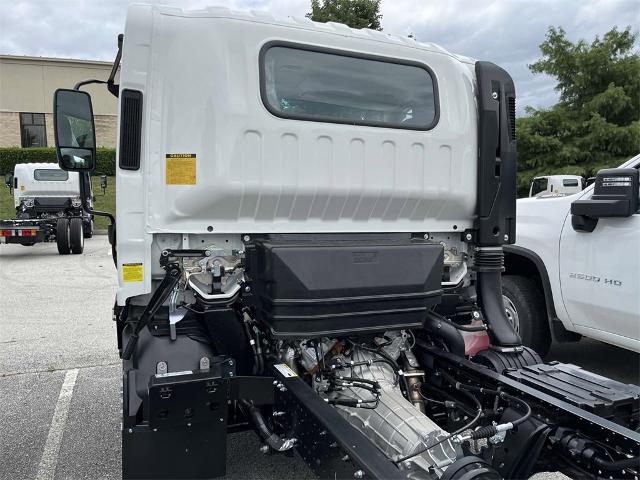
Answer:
74;34;123;97
74;79;108;90
85;208;115;225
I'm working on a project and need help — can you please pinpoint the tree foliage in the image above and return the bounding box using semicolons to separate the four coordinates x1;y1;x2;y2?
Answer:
306;0;382;30
517;26;640;195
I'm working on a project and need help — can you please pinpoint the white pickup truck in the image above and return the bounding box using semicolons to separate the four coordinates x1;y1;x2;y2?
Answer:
502;154;640;356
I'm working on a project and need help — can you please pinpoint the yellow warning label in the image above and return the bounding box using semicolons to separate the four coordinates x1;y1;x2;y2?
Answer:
166;153;196;185
122;263;144;283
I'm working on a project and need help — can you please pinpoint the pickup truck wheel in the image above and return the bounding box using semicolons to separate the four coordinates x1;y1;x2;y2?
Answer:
502;275;551;357
69;218;84;254
56;218;71;255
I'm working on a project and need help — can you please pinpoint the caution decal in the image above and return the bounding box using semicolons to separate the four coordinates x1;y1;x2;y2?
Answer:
166;153;197;185
122;263;144;283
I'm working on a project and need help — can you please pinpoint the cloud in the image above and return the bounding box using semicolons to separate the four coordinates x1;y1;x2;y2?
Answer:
1;0;637;115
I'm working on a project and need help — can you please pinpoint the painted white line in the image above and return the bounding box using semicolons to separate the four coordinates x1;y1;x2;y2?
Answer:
35;368;79;480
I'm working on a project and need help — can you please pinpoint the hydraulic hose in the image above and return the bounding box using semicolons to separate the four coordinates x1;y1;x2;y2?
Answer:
241;401;296;452
475;247;522;348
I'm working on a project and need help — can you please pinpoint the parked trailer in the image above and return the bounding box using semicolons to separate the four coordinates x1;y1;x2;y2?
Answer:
53;5;639;480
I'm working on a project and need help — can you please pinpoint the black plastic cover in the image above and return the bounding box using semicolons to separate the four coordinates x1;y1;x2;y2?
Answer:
474;61;517;246
118;89;142;171
245;234;443;337
506;362;640;424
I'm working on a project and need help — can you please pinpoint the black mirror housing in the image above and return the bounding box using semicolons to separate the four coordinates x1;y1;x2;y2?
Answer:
4;173;13;189
571;168;639;219
53;89;97;172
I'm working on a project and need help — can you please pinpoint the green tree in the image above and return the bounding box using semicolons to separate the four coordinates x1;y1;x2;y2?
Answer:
516;26;640;195
306;0;382;31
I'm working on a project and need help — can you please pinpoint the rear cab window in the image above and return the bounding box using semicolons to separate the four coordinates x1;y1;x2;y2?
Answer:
260;43;438;130
563;179;579;187
531;178;548;196
34;169;69;181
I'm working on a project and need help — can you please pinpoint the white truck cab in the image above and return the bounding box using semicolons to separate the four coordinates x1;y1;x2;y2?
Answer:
50;6;640;480
12;163;81;210
528;174;585;198
1;163;93;253
504;155;640;354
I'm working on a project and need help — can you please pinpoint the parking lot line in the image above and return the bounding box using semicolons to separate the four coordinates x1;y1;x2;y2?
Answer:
35;368;79;480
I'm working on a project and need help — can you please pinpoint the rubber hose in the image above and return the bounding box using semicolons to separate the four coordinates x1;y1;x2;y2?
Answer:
242;401;296;452
423;313;466;356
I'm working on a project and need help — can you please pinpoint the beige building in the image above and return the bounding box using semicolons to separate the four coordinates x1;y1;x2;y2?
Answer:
0;55;119;148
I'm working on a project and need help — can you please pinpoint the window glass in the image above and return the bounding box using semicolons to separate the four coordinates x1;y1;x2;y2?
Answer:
262;46;437;129
563;179;579;187
34;169;69;181
531;178;548;196
20;112;47;148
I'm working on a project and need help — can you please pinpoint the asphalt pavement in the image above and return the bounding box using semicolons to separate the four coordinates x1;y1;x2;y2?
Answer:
0;236;637;480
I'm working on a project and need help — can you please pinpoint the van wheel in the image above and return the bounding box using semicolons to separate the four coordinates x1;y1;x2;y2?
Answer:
56;218;71;255
69;218;84;254
502;275;551;357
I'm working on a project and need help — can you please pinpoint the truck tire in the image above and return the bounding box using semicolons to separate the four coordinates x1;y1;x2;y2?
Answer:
69;217;84;254
502;275;551;357
56;218;71;255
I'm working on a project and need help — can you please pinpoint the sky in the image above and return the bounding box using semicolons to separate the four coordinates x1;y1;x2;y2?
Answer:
1;0;638;115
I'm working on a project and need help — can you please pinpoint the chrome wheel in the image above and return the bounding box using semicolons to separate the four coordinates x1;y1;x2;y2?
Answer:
503;295;520;333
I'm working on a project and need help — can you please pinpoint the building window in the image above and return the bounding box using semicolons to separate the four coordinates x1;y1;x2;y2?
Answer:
260;43;438;130
20;113;47;148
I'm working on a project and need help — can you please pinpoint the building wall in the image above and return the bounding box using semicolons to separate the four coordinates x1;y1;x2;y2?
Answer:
0;55;119;148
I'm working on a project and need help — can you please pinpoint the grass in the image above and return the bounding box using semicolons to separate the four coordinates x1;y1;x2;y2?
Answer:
0;176;116;231
91;176;116;230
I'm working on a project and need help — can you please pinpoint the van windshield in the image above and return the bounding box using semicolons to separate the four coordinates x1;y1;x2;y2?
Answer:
34;169;69;181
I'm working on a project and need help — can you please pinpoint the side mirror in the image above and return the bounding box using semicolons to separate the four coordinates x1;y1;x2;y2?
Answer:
4;173;13;191
53;89;96;172
571;168;639;232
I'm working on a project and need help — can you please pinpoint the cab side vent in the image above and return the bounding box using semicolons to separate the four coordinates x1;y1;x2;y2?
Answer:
119;89;143;171
508;96;516;141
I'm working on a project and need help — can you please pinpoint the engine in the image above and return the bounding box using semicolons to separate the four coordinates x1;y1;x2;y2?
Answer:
296;332;460;478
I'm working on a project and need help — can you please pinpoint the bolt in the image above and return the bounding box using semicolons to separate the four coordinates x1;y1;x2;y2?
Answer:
161;250;169;256
244;286;251;293
492;91;498;100
273;380;279;386
128;428;133;434
228;360;234;366
342;455;350;462
205;250;211;257
243;235;251;242
472;311;481;319
423;233;429;239
503;234;509;242
220;417;224;422
187;422;192;427
354;470;365;479
260;445;269;454
465;233;473;241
